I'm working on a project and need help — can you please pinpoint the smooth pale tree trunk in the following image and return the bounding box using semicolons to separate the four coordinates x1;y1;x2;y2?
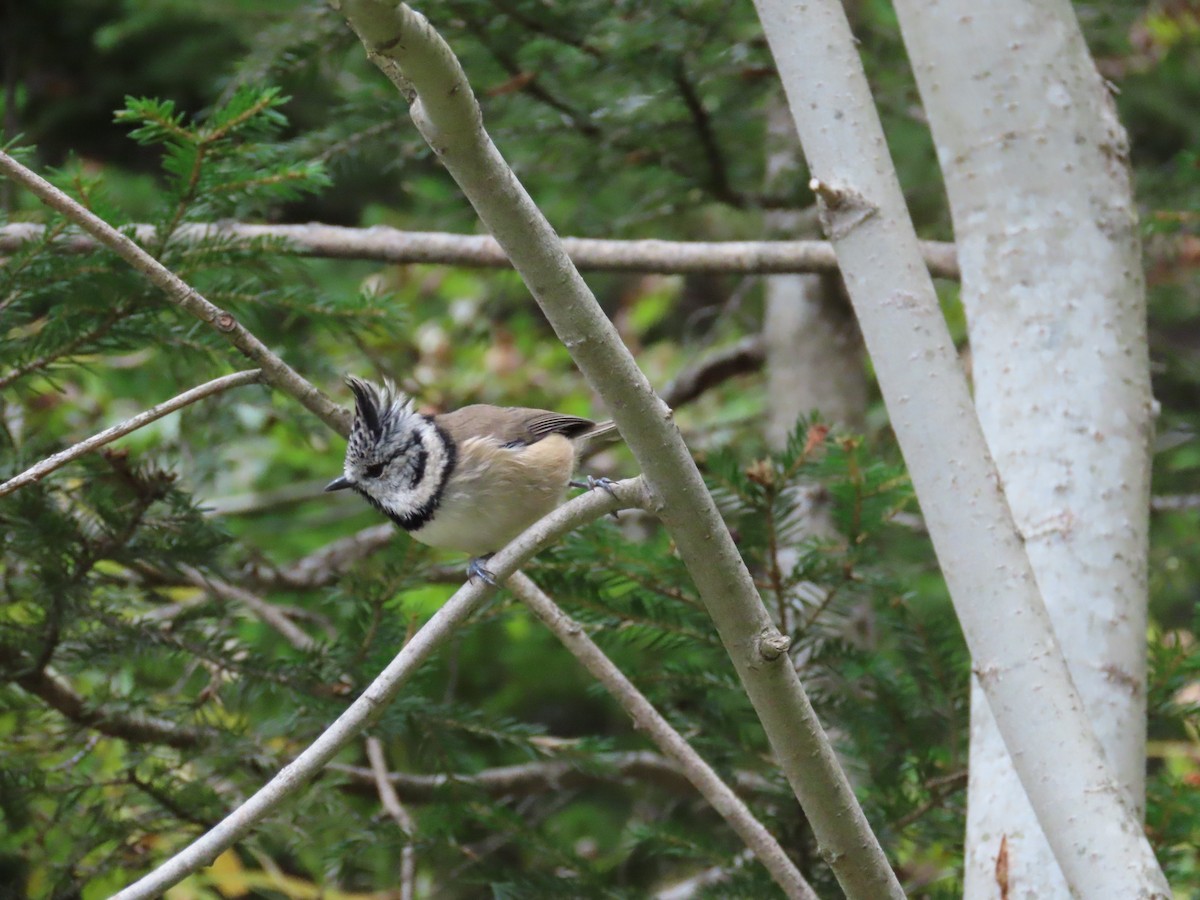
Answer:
762;96;868;666
753;0;1167;892
763;100;868;444
892;3;1153;896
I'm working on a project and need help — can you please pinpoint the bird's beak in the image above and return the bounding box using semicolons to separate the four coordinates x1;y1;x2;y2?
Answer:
324;475;353;492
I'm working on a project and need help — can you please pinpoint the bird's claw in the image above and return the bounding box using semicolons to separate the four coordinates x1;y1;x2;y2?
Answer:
468;556;498;586
571;476;620;518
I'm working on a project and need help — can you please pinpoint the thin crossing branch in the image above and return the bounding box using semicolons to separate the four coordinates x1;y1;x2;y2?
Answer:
0;153;349;434
507;571;815;900
329;750;709;801
365;737;418;900
0;369;264;498
660;335;766;408
0;221;960;279
177;565;319;653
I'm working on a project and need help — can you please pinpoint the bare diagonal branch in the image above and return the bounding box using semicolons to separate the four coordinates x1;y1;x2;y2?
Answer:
334;3;902;896
0;153;349;435
112;476;648;900
177;565;319;653
507;571;815;900
365;737;417;900
0;370;263;498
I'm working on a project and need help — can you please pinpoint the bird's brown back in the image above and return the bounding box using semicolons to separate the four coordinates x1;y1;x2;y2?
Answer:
436;405;600;447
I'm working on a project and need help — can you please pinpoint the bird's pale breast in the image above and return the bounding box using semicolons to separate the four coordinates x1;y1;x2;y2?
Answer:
409;434;576;556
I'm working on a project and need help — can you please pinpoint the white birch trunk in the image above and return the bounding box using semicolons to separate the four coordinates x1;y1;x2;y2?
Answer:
891;3;1153;896
763;99;867;442
753;0;1168;893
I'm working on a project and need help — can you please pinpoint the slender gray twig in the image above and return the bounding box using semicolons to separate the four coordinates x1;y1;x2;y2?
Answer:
655;851;753;900
0;370;263;498
0;153;349;434
0;221;961;279
365;737;418;900
200;478;333;517
112;476;647;900
660;335;765;408
1151;493;1200;512
334;3;901;896
330;750;712;801
507;571;814;900
243;524;396;590
177;565;319;653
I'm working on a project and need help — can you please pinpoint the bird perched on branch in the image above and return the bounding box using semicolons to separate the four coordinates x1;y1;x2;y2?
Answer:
325;376;618;582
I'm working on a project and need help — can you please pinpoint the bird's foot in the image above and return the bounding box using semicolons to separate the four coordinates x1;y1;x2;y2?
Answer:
570;476;620;518
467;555;498;586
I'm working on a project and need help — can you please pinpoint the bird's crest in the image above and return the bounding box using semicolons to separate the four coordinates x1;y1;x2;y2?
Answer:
345;376;418;450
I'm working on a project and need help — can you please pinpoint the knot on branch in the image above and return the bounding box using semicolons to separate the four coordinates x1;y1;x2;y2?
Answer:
214;311;237;332
808;178;877;240
756;627;792;662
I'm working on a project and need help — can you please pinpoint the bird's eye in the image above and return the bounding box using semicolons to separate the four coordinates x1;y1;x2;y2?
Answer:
364;462;385;479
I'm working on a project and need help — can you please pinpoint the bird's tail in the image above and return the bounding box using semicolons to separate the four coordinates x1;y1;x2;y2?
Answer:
579;420;621;446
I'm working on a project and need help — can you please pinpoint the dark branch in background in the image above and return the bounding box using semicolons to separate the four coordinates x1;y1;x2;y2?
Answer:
661;335;766;408
0;154;351;435
127;771;221;831
893;770;969;830
0;222;961;278
449;0;601;137
243;523;394;590
491;0;603;59
672;63;739;208
448;793;574;878
444;2;781;209
0;370;264;498
0;643;211;750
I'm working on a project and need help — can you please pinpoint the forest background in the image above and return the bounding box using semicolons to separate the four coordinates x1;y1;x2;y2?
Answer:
1;1;1198;898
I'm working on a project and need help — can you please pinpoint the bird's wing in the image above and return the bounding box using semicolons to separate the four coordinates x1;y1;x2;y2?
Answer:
436;405;598;447
523;411;600;439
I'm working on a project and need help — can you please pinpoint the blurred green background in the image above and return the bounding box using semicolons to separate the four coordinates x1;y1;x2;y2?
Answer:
1;1;1197;897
